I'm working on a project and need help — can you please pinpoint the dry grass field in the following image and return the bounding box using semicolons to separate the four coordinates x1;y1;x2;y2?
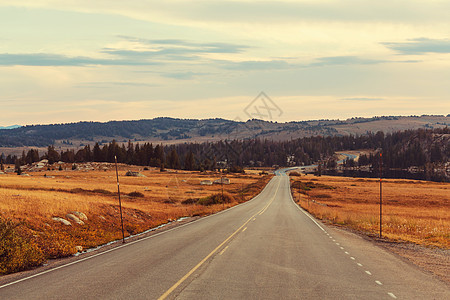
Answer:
0;163;272;274
290;174;449;249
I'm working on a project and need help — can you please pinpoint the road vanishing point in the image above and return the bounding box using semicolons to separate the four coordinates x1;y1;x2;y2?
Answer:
1;170;448;299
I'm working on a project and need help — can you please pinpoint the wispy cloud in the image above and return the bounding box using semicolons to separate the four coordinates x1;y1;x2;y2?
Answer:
382;38;450;55
119;36;249;54
161;71;210;80
341;97;384;101
309;56;387;67
217;60;291;70
0;53;161;66
76;81;158;88
103;36;250;62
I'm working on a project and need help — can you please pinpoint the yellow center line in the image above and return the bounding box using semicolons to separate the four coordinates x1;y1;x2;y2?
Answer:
158;178;281;300
242;227;247;232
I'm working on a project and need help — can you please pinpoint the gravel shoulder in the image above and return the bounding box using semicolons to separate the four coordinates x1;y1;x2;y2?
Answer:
331;224;449;285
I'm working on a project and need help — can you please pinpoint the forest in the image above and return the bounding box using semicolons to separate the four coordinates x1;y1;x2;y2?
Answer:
1;127;448;182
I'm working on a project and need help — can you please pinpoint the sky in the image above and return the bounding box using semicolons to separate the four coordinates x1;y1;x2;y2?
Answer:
0;0;449;126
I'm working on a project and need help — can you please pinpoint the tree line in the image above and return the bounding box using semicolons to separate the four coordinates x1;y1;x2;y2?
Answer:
1;127;448;180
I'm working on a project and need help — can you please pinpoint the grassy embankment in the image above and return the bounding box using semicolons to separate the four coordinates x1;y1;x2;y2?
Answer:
290;173;449;248
0;164;272;274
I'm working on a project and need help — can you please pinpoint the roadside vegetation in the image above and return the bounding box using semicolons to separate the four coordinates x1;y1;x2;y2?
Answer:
290;174;449;249
0;165;272;275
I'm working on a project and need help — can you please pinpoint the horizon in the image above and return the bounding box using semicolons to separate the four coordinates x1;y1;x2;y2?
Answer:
1;1;450;125
1;114;449;128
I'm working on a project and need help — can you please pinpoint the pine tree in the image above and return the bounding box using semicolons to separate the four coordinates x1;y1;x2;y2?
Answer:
167;148;181;169
184;151;196;170
93;143;102;161
15;159;21;175
46;145;60;164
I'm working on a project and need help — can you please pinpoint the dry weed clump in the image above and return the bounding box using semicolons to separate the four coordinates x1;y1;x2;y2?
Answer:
0;166;273;274
291;176;449;249
0;217;45;274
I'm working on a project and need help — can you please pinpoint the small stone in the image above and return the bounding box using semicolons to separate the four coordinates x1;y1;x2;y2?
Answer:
75;246;83;252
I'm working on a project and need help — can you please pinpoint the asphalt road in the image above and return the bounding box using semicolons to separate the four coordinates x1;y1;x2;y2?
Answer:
1;171;448;299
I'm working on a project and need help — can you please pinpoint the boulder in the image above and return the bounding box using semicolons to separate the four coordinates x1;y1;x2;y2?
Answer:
214;177;230;185
72;211;88;221
125;170;146;177
66;213;85;225
75;246;83;252
52;217;71;226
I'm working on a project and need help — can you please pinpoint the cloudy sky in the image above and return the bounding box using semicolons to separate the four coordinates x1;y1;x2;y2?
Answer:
1;0;449;126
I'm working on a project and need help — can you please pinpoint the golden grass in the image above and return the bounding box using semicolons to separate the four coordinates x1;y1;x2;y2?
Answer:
291;175;449;249
0;164;272;263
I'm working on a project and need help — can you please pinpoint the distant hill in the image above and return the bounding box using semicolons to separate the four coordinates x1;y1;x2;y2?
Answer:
0;115;448;148
0;125;21;130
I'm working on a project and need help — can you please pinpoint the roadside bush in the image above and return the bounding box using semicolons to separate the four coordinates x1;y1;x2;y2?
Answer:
228;165;245;174
181;198;198;205
92;189;114;195
197;192;235;206
0;218;45;275
292;180;336;193
289;171;301;177
128;191;145;198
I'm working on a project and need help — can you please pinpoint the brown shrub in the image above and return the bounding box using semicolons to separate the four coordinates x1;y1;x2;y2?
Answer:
198;192;235;206
0;218;45;274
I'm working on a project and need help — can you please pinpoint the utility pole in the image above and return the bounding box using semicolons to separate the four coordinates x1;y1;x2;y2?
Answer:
379;152;383;238
221;174;224;208
115;156;126;243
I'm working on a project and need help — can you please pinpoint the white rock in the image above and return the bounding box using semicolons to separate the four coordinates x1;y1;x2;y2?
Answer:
52;217;71;226
66;214;85;225
75;246;83;252
72;211;88;221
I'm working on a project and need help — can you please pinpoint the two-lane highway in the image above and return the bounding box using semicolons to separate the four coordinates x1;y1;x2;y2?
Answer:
1;171;448;299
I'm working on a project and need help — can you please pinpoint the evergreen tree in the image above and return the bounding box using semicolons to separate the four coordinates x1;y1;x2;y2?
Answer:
93;143;102;162
15;158;21;175
167;148;181;169
153;144;164;168
46;145;60;164
184;151;196;170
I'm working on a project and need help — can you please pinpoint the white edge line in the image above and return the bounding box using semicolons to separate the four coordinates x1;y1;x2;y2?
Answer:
0;175;280;290
288;180;325;232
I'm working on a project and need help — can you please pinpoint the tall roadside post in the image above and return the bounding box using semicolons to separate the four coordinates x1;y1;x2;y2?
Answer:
115;156;126;243
379;152;383;238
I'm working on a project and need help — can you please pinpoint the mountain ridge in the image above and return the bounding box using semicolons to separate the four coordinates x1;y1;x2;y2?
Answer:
0;115;448;148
